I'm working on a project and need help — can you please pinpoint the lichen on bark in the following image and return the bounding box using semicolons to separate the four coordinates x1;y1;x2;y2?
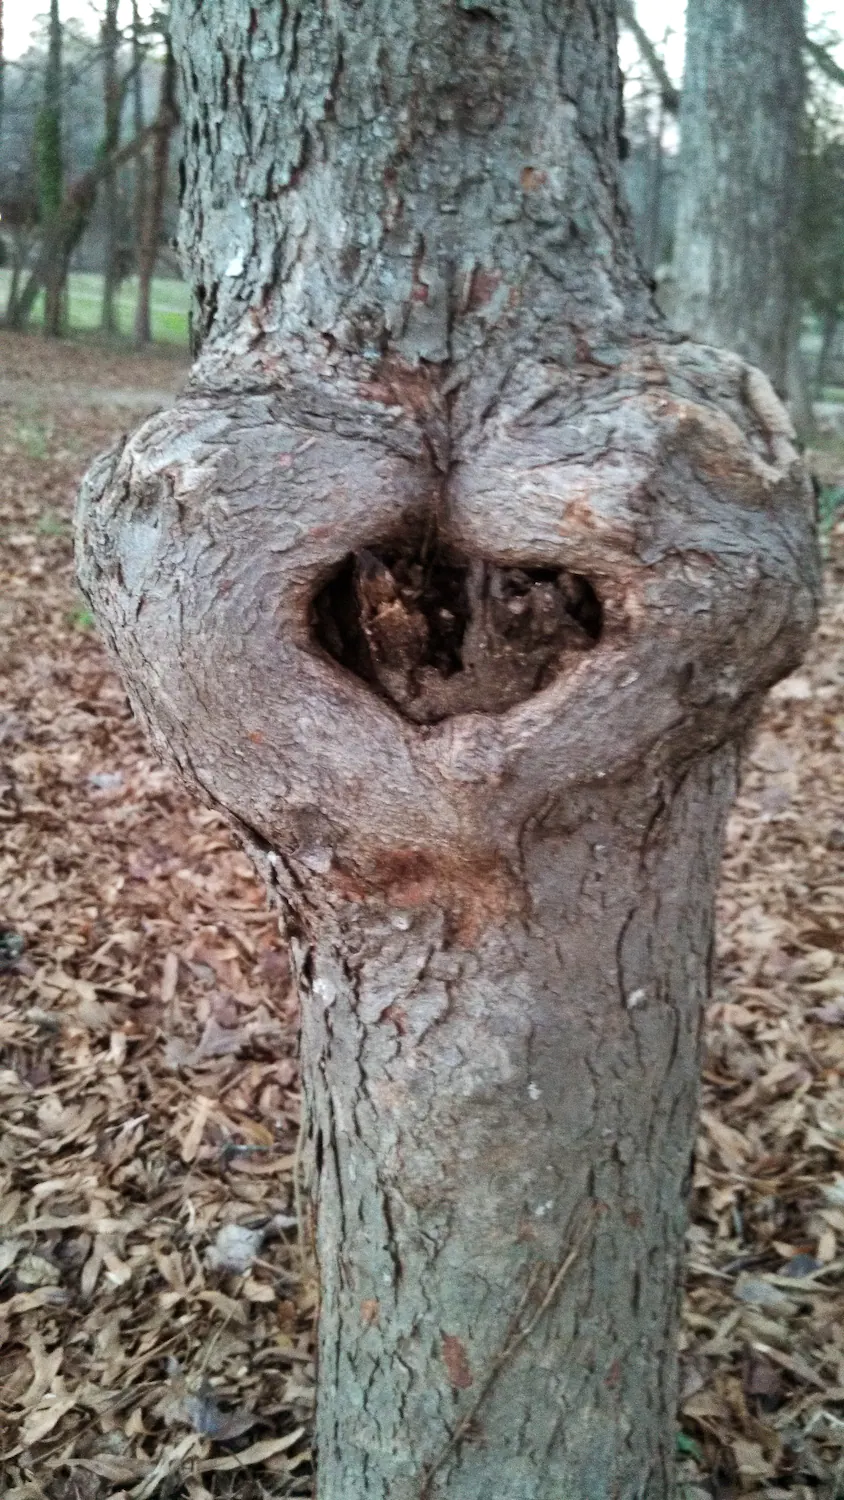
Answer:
76;2;819;1497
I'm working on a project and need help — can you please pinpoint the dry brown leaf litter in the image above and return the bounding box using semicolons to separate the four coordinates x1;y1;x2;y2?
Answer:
0;329;843;1499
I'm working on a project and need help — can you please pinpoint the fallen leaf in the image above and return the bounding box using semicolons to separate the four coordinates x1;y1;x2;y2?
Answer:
198;1427;305;1472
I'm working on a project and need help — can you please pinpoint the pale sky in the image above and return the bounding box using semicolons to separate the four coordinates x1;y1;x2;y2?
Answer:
5;0;843;74
5;1;153;58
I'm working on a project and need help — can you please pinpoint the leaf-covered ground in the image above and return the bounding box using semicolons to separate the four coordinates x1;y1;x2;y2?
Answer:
1;330;843;1500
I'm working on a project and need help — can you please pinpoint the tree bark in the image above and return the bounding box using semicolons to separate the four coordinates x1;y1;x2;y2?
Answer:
99;0;123;335
76;2;819;1496
671;0;805;396
133;30;173;346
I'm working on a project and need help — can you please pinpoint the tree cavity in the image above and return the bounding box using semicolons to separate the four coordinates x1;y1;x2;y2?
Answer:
312;530;602;724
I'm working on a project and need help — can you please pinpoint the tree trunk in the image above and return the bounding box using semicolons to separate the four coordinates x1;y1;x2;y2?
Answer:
130;0;148;334
0;0;5;146
100;0;123;336
5;244;21;322
39;0;64;338
76;2;819;1496
816;309;840;393
671;0;805;395
787;323;815;436
285;756;734;1500
646;98;666;277
133;30;173;345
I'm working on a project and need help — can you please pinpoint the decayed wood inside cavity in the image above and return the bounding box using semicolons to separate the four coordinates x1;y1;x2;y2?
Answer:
313;533;602;723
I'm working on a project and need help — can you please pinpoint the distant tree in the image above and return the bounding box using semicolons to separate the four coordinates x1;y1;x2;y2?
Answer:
671;0;805;399
618;0;679;114
619;37;674;276
8;119;158;333
38;0;65;335
130;0;148;310
0;0;5;145
5;10;168;335
800;38;844;393
134;9;173;345
99;0;123;334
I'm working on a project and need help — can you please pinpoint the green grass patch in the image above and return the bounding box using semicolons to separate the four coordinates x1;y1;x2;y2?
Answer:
36;510;68;537
819;483;844;532
14;415;54;459
68;602;96;631
0;269;189;346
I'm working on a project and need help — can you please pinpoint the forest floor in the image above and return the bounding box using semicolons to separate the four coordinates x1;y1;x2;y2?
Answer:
1;330;844;1500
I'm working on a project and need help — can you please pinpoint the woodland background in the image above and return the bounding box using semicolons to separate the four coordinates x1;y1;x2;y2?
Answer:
3;2;844;1497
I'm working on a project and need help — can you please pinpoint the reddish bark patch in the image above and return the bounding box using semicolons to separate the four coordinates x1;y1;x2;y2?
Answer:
442;1333;473;1389
467;267;503;310
520;166;547;191
357;355;442;420
360;1299;380;1327
380;1003;408;1035
516;1219;539;1242
329;847;522;944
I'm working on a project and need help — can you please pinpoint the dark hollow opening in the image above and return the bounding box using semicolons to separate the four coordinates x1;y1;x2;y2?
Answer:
312;535;602;724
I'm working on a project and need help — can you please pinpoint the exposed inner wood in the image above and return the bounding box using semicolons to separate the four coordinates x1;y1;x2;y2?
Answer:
313;534;602;723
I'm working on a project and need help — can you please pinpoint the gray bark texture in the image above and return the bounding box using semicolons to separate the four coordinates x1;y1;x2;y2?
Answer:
76;2;820;1497
671;0;805;395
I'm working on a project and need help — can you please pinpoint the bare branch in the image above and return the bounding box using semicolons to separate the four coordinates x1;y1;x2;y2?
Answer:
805;36;844;89
617;0;680;113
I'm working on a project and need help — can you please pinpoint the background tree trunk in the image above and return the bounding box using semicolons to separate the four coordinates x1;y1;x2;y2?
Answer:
130;0;148;331
39;0;64;337
133;29;173;346
0;0;5;146
671;0;805;396
77;1;819;1496
99;0;123;335
816;310;841;393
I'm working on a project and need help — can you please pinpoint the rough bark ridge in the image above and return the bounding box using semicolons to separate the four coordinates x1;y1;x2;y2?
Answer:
671;0;805;395
77;2;819;1497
